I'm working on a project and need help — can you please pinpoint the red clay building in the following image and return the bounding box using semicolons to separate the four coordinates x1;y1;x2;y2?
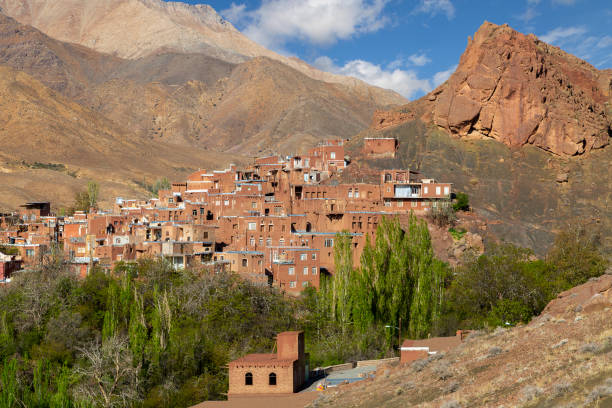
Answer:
228;331;308;398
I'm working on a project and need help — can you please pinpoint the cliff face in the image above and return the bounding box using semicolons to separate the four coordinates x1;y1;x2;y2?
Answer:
375;22;612;156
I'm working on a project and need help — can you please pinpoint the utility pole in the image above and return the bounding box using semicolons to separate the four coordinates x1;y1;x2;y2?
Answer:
398;317;402;351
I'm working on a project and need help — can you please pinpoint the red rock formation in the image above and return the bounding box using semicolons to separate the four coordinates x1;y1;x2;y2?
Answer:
376;22;612;156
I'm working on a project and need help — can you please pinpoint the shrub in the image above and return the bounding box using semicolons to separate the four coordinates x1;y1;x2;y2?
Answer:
448;227;466;240
452;192;469;212
552;381;572;397
520;385;543;402
441;400;461;408
428;202;457;227
487;346;502;358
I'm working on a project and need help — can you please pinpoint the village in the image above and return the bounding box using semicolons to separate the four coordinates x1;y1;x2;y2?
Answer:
0;138;452;294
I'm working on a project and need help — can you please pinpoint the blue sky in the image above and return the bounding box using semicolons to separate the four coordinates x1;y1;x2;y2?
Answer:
174;0;612;99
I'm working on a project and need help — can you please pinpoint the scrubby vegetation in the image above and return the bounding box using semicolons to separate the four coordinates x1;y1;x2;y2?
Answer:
72;182;99;213
133;178;171;197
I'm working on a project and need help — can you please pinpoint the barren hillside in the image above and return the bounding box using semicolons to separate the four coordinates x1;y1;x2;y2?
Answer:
313;274;612;407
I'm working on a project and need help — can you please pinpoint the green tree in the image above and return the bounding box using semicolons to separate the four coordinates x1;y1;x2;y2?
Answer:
331;232;353;332
546;224;609;291
87;181;99;210
453;192;470;212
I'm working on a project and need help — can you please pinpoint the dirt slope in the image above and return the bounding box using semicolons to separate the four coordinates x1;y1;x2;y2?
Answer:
314;274;612;408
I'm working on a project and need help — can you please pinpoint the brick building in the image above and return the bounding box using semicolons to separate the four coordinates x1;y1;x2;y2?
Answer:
228;331;308;397
0;140;452;292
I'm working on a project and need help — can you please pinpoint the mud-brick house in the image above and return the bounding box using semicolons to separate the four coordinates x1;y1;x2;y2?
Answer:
228;331;308;398
0;252;22;281
19;202;50;221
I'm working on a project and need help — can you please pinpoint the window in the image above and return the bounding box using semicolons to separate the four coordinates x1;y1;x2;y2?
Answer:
279;238;285;246
424;186;428;194
397;201;403;207
266;238;271;246
384;201;391;207
348;188;353;198
436;186;441;195
242;258;248;267
312;267;317;275
250;237;255;246
330;152;336;159
259;237;263;246
289;282;296;288
444;186;450;195
302;281;309;287
248;222;256;231
251;202;257;209
245;373;253;386
192;210;197;216
412;201;417;207
355;189;359;198
303;267;308;275
288;267;295;275
168;198;174;203
26;249;34;257
224;200;230;206
324;238;334;247
311;253;317;260
300;253;307;261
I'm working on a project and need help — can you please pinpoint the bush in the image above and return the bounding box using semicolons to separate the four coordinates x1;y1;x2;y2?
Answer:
452;192;469;212
428;202;457;227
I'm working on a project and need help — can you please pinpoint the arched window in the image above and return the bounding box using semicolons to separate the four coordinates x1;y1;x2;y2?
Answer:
269;372;277;386
245;372;253;386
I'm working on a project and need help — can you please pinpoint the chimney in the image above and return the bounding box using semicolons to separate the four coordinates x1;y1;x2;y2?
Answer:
276;331;304;361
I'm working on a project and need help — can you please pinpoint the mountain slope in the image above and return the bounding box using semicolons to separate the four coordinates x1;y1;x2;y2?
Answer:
0;63;242;210
374;22;612;156
0;10;404;210
0;0;406;106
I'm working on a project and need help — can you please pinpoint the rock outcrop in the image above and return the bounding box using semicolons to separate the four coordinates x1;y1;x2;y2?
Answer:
374;22;612;156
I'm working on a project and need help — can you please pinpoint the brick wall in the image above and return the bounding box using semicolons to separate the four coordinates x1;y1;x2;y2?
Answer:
229;364;294;396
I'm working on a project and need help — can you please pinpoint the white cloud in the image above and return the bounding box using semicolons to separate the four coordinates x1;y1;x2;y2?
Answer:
597;36;612;48
414;0;455;20
537;26;610;68
408;53;431;66
433;65;457;87
552;0;578;4
313;56;432;99
221;3;247;23
539;26;586;44
224;0;389;49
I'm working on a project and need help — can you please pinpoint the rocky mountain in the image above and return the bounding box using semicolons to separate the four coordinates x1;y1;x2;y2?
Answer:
0;7;406;211
314;273;612;407
353;22;612;255
374;22;612;156
0;0;405;106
